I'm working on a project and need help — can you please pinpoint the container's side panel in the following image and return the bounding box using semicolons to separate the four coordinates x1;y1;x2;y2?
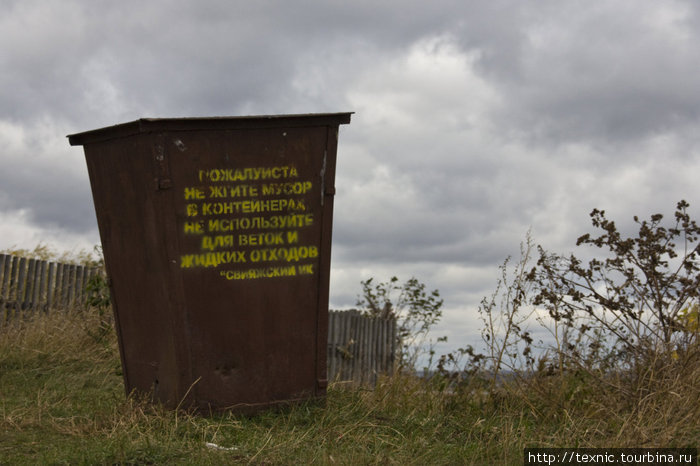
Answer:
83;135;185;404
314;125;341;396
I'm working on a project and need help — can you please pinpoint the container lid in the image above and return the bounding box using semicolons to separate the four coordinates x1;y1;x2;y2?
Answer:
68;112;353;146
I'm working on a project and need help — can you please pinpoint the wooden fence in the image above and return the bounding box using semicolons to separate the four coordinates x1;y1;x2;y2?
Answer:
0;253;397;385
0;253;102;323
328;309;397;386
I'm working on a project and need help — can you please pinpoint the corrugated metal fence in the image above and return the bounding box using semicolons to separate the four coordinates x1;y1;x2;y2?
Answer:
0;253;102;322
328;309;397;386
0;253;397;385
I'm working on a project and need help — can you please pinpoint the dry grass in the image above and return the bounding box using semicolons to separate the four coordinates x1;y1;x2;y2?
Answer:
1;309;698;464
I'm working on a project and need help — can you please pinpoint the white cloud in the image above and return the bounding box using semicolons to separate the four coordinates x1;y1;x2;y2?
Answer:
0;208;95;254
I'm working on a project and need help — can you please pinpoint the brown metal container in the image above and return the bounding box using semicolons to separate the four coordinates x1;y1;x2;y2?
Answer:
68;113;352;413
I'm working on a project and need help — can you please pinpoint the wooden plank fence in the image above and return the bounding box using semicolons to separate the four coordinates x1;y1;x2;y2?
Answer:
1;253;397;385
328;309;397;386
0;253;103;323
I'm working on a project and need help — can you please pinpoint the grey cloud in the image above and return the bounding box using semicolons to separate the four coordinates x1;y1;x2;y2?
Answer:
469;1;700;145
0;171;95;233
2;0;700;352
0;140;96;233
0;0;468;126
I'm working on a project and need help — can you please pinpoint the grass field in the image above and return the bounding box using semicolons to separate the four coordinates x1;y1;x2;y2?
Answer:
1;308;698;465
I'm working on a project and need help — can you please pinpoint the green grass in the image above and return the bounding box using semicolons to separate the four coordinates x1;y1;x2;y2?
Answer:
1;310;698;465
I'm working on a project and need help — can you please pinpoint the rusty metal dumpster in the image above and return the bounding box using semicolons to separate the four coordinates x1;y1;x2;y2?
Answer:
68;112;352;413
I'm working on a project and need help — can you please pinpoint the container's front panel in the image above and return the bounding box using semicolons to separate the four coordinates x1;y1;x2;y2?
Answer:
166;126;331;410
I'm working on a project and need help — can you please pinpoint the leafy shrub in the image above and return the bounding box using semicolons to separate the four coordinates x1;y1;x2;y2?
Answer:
356;276;445;369
443;201;700;402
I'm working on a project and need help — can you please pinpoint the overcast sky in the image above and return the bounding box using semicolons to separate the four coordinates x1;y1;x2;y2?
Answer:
2;0;699;359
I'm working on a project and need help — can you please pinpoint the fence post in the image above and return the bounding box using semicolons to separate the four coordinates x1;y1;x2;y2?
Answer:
0;253;104;317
